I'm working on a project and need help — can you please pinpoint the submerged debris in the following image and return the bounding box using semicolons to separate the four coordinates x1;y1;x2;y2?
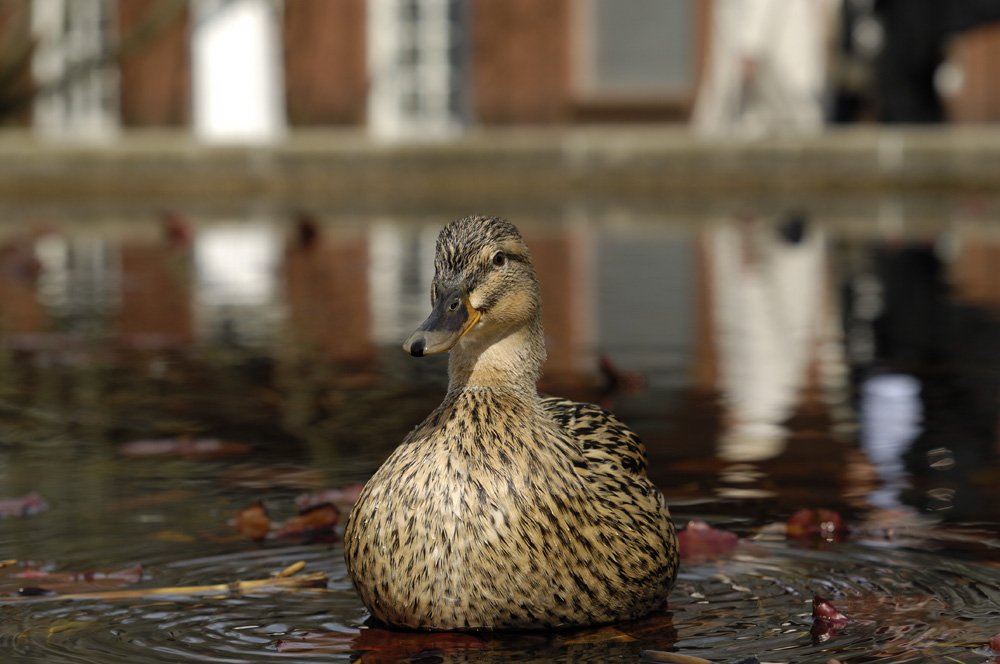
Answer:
0;492;48;518
677;520;739;561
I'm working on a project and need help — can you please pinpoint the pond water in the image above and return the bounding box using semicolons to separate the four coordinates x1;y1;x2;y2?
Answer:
1;201;999;663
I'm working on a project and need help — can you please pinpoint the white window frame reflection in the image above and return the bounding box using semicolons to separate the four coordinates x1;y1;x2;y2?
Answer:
368;220;437;346
194;223;280;346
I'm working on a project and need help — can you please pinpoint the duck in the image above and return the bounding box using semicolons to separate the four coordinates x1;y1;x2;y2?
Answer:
344;215;678;630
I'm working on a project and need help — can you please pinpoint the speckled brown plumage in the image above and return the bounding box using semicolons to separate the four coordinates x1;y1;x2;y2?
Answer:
344;215;678;631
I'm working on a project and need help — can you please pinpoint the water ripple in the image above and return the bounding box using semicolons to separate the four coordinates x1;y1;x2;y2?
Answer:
4;539;1000;663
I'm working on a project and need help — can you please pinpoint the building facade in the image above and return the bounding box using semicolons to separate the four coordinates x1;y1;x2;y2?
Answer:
2;0;999;141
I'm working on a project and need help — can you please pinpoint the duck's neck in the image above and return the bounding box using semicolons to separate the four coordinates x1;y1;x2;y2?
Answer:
447;317;546;396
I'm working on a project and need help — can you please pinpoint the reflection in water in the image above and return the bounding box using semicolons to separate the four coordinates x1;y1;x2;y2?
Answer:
194;220;280;346
706;213;841;462
844;236;1000;518
284;213;372;364
0;208;999;662
859;373;922;510
118;212;194;349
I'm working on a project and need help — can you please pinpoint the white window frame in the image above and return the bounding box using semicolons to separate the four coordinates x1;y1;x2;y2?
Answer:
31;0;120;140
367;0;469;141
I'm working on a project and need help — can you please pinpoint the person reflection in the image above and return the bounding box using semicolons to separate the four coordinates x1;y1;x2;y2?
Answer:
706;211;834;462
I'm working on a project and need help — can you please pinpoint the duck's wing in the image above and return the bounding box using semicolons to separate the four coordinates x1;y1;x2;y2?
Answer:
539;395;648;478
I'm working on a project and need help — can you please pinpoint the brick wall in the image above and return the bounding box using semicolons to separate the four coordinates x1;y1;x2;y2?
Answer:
472;0;573;124
118;0;191;126
283;0;367;126
948;22;1000;123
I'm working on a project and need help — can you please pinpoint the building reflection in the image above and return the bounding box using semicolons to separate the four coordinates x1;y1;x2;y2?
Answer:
525;227;595;387
841;224;1000;517
283;212;373;366
193;220;280;346
117;211;194;349
0;227;49;338
0;210;996;520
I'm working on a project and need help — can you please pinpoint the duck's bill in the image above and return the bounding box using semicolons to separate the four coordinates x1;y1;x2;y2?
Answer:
403;287;481;357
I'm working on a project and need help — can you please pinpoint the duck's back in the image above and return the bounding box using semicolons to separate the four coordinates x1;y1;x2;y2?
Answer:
540;395;678;590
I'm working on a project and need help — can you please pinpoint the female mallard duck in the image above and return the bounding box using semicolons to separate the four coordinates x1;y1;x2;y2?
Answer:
344;215;678;630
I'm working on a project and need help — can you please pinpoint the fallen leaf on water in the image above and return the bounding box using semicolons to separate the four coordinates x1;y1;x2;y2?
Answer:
234;501;271;541
119;438;252;459
786;508;848;543
274;503;339;541
990;631;1000;652
813;595;849;624
0;492;48;518
811;595;849;643
677;520;739;562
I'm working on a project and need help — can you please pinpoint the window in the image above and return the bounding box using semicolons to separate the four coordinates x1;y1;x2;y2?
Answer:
577;0;697;101
31;0;119;139
367;0;469;140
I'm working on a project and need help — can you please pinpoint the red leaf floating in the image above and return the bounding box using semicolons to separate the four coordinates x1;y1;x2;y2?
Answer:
677;520;739;561
812;595;849;625
990;631;1000;653
811;595;849;644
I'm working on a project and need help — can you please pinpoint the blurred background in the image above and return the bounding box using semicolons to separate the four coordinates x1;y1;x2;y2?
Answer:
0;2;999;661
3;0;1000;141
0;0;997;517
0;0;997;530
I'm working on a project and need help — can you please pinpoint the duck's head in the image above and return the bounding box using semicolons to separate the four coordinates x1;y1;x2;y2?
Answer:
403;215;542;359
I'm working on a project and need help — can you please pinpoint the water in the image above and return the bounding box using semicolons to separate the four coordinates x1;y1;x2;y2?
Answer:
1;203;999;662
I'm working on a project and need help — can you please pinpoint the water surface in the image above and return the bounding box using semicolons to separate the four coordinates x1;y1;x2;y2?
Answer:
1;202;999;662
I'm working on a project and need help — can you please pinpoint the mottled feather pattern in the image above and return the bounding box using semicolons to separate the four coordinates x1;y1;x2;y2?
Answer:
346;390;677;630
344;215;678;631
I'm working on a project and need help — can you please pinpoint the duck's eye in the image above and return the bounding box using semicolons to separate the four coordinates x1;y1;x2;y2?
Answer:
492;250;506;267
